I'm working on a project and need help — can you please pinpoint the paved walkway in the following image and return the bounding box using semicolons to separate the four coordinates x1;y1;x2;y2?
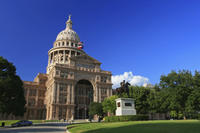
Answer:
0;122;68;133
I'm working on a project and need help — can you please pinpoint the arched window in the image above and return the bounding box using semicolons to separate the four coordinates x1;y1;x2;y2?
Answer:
71;43;74;47
67;42;69;46
62;42;65;46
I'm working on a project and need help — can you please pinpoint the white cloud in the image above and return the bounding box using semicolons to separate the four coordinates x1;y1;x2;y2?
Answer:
112;71;150;89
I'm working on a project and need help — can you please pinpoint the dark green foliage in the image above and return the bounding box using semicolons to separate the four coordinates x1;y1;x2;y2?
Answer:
159;70;200;118
130;86;151;114
104;114;149;122
0;56;26;116
89;102;103;117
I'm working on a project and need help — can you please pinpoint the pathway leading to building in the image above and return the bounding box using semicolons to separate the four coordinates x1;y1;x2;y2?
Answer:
0;122;68;133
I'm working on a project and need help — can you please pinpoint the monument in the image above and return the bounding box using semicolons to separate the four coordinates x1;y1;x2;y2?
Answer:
115;80;136;116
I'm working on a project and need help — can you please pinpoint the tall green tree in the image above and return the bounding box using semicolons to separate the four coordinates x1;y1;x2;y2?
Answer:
102;95;118;114
159;70;194;119
0;56;26;116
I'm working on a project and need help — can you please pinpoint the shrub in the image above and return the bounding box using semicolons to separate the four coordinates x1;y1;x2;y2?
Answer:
104;114;148;122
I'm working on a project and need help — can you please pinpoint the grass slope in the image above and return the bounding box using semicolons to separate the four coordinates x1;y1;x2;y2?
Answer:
68;120;200;133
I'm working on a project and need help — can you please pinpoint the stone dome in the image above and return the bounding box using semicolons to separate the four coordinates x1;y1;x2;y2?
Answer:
56;15;80;42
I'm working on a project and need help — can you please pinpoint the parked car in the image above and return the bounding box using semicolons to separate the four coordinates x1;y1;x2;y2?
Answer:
11;120;32;127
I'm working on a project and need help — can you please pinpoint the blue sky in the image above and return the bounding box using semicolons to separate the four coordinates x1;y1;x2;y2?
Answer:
1;0;200;86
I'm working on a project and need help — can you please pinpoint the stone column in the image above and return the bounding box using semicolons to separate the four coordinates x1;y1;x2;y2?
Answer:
67;84;70;104
107;87;109;97
71;84;75;104
57;83;60;104
56;106;59;120
53;83;56;103
96;86;99;102
99;87;101;102
66;107;69;120
110;88;112;96
49;106;53;120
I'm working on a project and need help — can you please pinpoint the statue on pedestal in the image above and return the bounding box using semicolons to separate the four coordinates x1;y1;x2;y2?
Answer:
116;80;131;97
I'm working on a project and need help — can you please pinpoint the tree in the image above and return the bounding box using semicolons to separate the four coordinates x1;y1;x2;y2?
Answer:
147;88;162;113
102;95;118;115
159;70;194;119
0;56;26;116
89;102;103;118
186;89;200;115
130;86;151;114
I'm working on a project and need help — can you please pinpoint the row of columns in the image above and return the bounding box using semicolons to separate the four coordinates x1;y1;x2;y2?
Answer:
46;105;74;120
48;50;81;65
53;83;75;104
54;41;78;48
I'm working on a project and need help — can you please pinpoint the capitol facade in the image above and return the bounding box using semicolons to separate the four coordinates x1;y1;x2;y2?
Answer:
8;16;112;120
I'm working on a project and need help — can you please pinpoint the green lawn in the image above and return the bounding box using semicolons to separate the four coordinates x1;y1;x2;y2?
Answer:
67;120;200;133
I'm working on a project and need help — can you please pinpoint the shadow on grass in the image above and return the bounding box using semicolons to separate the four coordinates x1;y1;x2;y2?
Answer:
80;122;200;133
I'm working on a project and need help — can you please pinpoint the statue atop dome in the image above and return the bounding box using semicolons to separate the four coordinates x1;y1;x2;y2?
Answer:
66;15;72;29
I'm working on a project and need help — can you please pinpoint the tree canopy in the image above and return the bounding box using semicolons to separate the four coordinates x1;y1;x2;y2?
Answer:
102;95;118;115
89;102;103;118
0;56;26;116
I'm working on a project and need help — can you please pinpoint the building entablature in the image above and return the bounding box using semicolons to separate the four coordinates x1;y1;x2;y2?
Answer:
48;47;85;55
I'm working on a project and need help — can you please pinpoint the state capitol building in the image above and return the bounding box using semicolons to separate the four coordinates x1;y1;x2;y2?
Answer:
17;16;112;120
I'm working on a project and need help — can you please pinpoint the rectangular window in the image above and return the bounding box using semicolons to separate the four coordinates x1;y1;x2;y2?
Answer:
125;103;132;106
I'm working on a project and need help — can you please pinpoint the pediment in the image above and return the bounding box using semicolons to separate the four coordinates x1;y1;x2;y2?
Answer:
70;54;101;64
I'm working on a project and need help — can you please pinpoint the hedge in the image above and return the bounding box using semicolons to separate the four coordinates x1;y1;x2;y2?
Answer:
104;114;149;122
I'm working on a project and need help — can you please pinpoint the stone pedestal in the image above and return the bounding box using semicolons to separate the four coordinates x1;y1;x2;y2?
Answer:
115;98;136;116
